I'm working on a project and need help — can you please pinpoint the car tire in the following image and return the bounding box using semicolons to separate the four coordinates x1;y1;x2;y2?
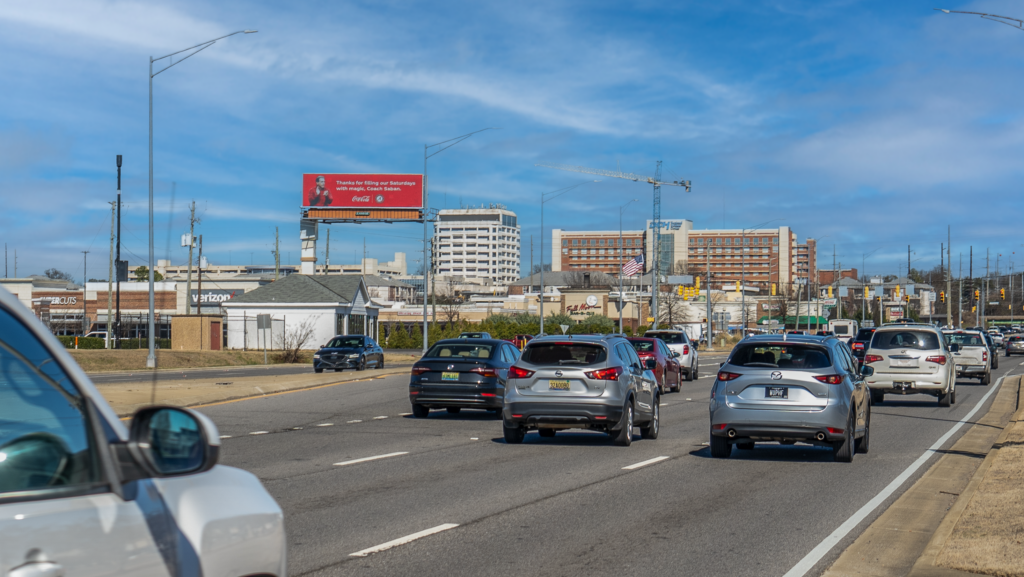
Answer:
709;428;732;459
446;407;461;414
992;357;999;370
357;357;366;371
378;357;384;369
951;388;956;404
314;368;323;374
660;370;668;395
684;363;694;382
736;442;754;451
1006;351;1011;357
538;428;556;438
503;421;525;444
980;372;991;386
855;402;870;454
640;397;659;440
938;389;952;407
412;404;430;418
613;403;634;447
870;389;884;404
833;411;855;463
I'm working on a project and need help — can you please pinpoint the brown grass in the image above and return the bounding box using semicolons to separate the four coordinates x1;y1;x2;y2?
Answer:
69;350;421;373
937;415;1024;576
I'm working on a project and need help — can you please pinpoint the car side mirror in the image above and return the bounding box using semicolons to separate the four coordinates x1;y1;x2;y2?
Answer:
860;365;874;377
127;407;219;477
645;358;657;370
949;344;960;353
632;362;642;373
673;351;681;358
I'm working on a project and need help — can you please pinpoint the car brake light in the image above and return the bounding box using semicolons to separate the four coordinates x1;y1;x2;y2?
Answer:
480;393;496;397
827;427;844;434
864;354;883;364
852;342;864;350
982;351;988;362
508;366;534;379
717;371;741;381
712;423;728;430
682;345;690;355
411;366;429;375
471;367;498;378
585;366;623;380
814;375;843;385
925;355;947;365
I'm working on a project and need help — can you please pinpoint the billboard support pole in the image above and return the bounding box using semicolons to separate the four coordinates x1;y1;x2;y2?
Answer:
423;145;429;354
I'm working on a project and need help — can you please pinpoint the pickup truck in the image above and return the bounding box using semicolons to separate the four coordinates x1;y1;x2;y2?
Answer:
943;330;992;385
987;329;1004;348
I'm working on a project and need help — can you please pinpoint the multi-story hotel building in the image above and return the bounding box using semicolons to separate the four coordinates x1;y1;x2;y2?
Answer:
434;206;521;286
550;229;646;275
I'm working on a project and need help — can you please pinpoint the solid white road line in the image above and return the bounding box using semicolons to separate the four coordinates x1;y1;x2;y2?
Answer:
622;456;671;470
782;375;1007;577
349;523;459;557
249;431;268;435
334;452;409;467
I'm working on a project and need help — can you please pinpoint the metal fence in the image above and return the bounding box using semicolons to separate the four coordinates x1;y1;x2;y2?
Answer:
227;314;286;351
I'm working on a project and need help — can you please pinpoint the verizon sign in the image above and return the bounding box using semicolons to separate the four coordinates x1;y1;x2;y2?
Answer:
302;174;423;209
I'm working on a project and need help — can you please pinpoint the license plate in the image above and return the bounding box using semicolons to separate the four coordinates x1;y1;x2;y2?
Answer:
548;379;570;391
890;358;918;368
894;381;914;389
766;386;788;399
441;372;459;381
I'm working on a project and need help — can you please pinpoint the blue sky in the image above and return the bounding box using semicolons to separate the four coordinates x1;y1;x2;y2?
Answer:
2;0;1024;282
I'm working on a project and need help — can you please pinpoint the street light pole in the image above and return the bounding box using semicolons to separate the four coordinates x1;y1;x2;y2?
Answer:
147;29;257;368
618;199;638;333
740;218;784;334
422;128;499;354
539;180;599;335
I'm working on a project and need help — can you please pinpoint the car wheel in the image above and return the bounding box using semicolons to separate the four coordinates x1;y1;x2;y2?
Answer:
938;389;952;407
693;361;699;379
951;388;956;404
378;357;384;370
736;442;754;451
672;370;681;392
992;357;999;370
503;420;525;444
1006;351;1011;357
640;397;659;440
412;404;430;418
446;407;461;414
709;428;732;459
684;363;694;382
314;368;323;374
613;403;633;447
980;372;991;386
538;428;556;438
833;411;855;463
855;402;870;454
356;357;366;371
659;370;667;395
870;389;884;404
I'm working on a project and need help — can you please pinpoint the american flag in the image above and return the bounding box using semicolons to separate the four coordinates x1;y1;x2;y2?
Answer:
621;253;644;277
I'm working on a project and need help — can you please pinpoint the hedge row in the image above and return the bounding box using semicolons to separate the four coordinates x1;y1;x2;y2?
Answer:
56;336;172;349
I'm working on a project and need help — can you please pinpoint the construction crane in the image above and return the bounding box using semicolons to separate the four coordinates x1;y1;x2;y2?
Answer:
535;161;692;327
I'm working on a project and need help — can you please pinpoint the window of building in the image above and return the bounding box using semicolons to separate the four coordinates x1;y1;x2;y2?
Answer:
698;238;704;246
725;238;732;246
562;240;567;247
598;239;604;247
744;237;751;246
773;237;779;245
715;238;722;245
573;239;579;246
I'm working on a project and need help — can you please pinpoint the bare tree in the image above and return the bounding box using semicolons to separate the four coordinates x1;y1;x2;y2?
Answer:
436;278;463;326
279;316;319;363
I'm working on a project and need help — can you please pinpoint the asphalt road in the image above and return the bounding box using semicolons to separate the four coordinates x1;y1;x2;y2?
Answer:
196;355;1016;577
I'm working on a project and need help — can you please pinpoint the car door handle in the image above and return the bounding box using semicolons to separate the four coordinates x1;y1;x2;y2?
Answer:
10;561;64;577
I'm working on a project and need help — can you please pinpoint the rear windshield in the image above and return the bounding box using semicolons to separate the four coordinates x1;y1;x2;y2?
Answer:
1009;336;1024;343
426;343;495;359
521;343;608;366
944;333;984;347
833;325;850;335
327;337;364;348
855;329;876;340
871;330;941;350
729;344;832;369
645;332;685;344
460;333;486;338
627;339;657;353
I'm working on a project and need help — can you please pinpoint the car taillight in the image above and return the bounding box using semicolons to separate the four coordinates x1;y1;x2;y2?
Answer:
682;345;690;355
814;375;843;385
717;371;741;381
585;366;623;380
852;342;864;350
983;351;988;362
411;366;429;375
508;366;534;379
471;367;498;378
864;354;883;363
925;355;947;365
712;423;728;430
636;351;654;357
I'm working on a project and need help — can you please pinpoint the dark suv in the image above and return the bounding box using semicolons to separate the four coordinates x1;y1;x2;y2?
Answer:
849;328;876;360
502;335;659;446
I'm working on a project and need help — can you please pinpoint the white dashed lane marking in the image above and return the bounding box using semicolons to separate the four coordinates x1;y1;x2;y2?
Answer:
349;523;459;557
316;423;334;427
622;456;671;470
348;420;363;423
249;431;268;435
334;452;409;467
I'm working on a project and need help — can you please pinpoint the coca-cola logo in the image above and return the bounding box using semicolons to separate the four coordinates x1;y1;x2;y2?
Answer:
351;195;371;202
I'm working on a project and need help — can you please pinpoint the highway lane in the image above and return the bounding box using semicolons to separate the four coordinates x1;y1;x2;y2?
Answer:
196;357;1015;576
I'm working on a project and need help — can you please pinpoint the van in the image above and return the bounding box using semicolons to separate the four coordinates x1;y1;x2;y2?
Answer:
828;319;859;344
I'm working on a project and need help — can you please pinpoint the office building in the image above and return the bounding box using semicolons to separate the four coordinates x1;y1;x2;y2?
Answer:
434;206;521;286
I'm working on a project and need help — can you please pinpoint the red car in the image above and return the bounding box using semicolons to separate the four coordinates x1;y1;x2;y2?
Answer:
627;337;682;394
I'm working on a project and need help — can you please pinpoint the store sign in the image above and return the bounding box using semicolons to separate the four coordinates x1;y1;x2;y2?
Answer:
648;220;685;230
48;296;80;307
191;289;240;305
566;302;600;316
302;173;423;209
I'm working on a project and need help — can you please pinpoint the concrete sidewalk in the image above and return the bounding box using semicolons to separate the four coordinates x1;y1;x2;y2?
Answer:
822;376;1022;577
100;365;413;417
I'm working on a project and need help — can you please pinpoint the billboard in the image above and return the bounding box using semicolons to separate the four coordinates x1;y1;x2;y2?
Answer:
302;174;423;209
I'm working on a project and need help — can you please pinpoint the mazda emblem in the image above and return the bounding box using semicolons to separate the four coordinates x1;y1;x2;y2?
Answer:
771;371;783;380
555;370;563;377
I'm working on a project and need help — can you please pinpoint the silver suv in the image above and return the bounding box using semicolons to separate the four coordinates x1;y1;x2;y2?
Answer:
644;330;699;381
502;335;659;446
864;324;956;406
708;334;871;462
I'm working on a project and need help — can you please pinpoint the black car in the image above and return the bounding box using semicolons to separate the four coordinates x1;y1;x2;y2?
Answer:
982;332;999;370
850;327;876;360
408;338;520;418
314;335;384;373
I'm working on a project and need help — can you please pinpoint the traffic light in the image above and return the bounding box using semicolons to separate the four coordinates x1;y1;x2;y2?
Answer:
940;291;945;303
863;286;869;299
828;286;833;298
735;280;741;292
1001;288;1006;300
771;283;777;296
975;290;980;301
695;276;700;290
894;285;900;299
876;296;881;302
972;306;977;312
677;286;683;296
904;295;910;303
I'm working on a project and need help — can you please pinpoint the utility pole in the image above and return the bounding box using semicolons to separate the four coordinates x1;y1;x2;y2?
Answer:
324;229;330;275
274;227;280;280
196;235;204;317
115;155;123;348
833;245;837;320
4;243;6;278
81;251;89;335
186;201;198;314
431;238;437;324
107;202;115;349
985;248;990;328
706;246;712;349
970;247;974;327
530;235;533;279
946;227;952;328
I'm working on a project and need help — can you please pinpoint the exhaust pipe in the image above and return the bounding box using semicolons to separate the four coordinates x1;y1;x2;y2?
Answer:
815;432;826;441
727;429;737;438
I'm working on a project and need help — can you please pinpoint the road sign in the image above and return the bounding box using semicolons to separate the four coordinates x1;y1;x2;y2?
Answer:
559;324;569;335
646;317;655;323
822;298;837;306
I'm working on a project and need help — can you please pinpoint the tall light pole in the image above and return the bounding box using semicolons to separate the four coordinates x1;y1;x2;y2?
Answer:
147;29;257;368
618;198;639;333
935;8;1024;31
740;218;784;333
539;180;599;335
861;248;881;324
422;127;498;354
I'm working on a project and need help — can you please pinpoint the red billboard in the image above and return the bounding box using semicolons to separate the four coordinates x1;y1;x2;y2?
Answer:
302;174;423;209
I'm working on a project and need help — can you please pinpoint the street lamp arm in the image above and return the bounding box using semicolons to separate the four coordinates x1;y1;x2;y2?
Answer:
151;30;257;77
542;180;600;203
152;41;215;77
935;9;1024;30
426;127;500;159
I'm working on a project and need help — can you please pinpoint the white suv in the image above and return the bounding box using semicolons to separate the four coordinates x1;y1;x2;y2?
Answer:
0;287;286;577
863;324;956;407
644;330;700;381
